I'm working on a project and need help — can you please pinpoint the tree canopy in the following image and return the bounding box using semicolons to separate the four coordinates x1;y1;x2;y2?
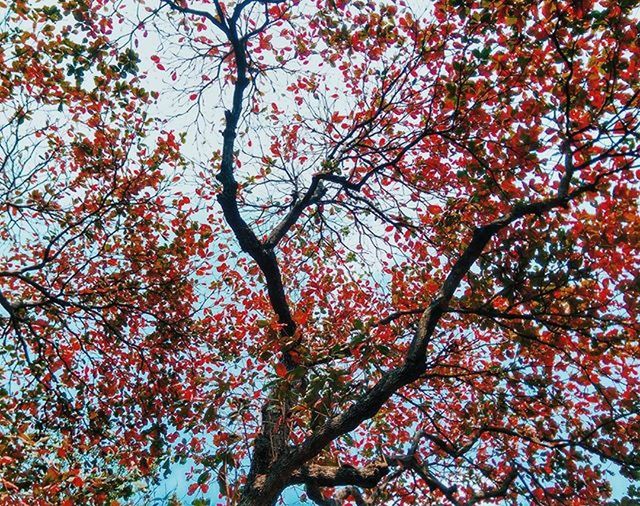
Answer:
1;0;639;504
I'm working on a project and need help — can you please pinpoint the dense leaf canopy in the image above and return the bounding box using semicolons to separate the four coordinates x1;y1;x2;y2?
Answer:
1;0;639;504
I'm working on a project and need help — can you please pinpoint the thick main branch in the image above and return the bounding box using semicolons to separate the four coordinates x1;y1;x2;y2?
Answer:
251;184;595;503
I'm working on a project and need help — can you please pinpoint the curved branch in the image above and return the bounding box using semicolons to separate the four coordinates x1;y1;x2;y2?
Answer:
253;180;601;502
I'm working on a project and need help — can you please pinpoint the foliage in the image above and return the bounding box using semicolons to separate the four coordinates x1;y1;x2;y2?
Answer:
1;0;639;505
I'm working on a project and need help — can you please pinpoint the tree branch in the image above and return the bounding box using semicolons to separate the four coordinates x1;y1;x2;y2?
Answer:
290;462;389;488
255;180;600;502
160;0;226;31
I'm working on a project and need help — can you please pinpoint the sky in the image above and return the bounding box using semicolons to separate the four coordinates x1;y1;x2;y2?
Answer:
0;0;637;504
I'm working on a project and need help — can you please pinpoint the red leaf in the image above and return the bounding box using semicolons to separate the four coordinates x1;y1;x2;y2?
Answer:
275;362;287;378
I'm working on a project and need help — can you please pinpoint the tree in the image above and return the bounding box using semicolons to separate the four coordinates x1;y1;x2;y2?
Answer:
1;0;639;504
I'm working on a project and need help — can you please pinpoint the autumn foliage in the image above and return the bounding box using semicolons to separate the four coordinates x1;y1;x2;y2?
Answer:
1;0;639;504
